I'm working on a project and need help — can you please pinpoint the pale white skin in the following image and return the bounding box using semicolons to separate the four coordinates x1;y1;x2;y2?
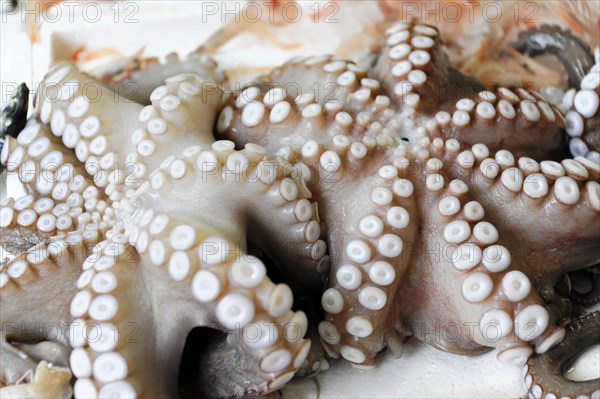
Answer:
0;62;326;398
1;18;599;399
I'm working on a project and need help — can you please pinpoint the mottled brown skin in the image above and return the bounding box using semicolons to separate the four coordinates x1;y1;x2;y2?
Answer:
218;19;600;399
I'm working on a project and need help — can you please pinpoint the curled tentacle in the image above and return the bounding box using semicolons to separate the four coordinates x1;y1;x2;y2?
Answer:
524;311;600;399
512;26;595;89
99;52;226;105
569;267;600;307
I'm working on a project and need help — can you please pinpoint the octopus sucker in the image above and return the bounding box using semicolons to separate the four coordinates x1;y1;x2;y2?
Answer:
1;10;600;398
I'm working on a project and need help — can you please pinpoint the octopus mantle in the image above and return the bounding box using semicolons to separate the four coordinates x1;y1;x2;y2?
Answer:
0;18;599;399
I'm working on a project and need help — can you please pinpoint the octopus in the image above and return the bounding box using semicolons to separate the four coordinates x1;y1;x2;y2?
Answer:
0;13;599;399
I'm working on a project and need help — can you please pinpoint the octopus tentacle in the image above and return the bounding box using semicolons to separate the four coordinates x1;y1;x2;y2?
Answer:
218;68;398;154
33;63;144;199
70;237;176;397
442;144;600;278
433;87;565;158
135;145;327;287
34;63;225;201
260;54;367;108
263;55;395;118
315;160;418;367
562;53;600;161
372;21;466;112
68;237;157;398
1;220;109;386
372;21;567;159
140;146;327;373
391;148;565;364
512;26;595;89
71;200;315;395
1;119;106;204
104;52;225;104
524;311;600;399
219;73;421;367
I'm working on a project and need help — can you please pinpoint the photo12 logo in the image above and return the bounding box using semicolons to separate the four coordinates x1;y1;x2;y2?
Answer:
397;1;539;24
200;1;339;24
2;1;140;24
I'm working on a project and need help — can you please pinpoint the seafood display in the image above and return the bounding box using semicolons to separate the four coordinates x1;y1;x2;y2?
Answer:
0;1;599;398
